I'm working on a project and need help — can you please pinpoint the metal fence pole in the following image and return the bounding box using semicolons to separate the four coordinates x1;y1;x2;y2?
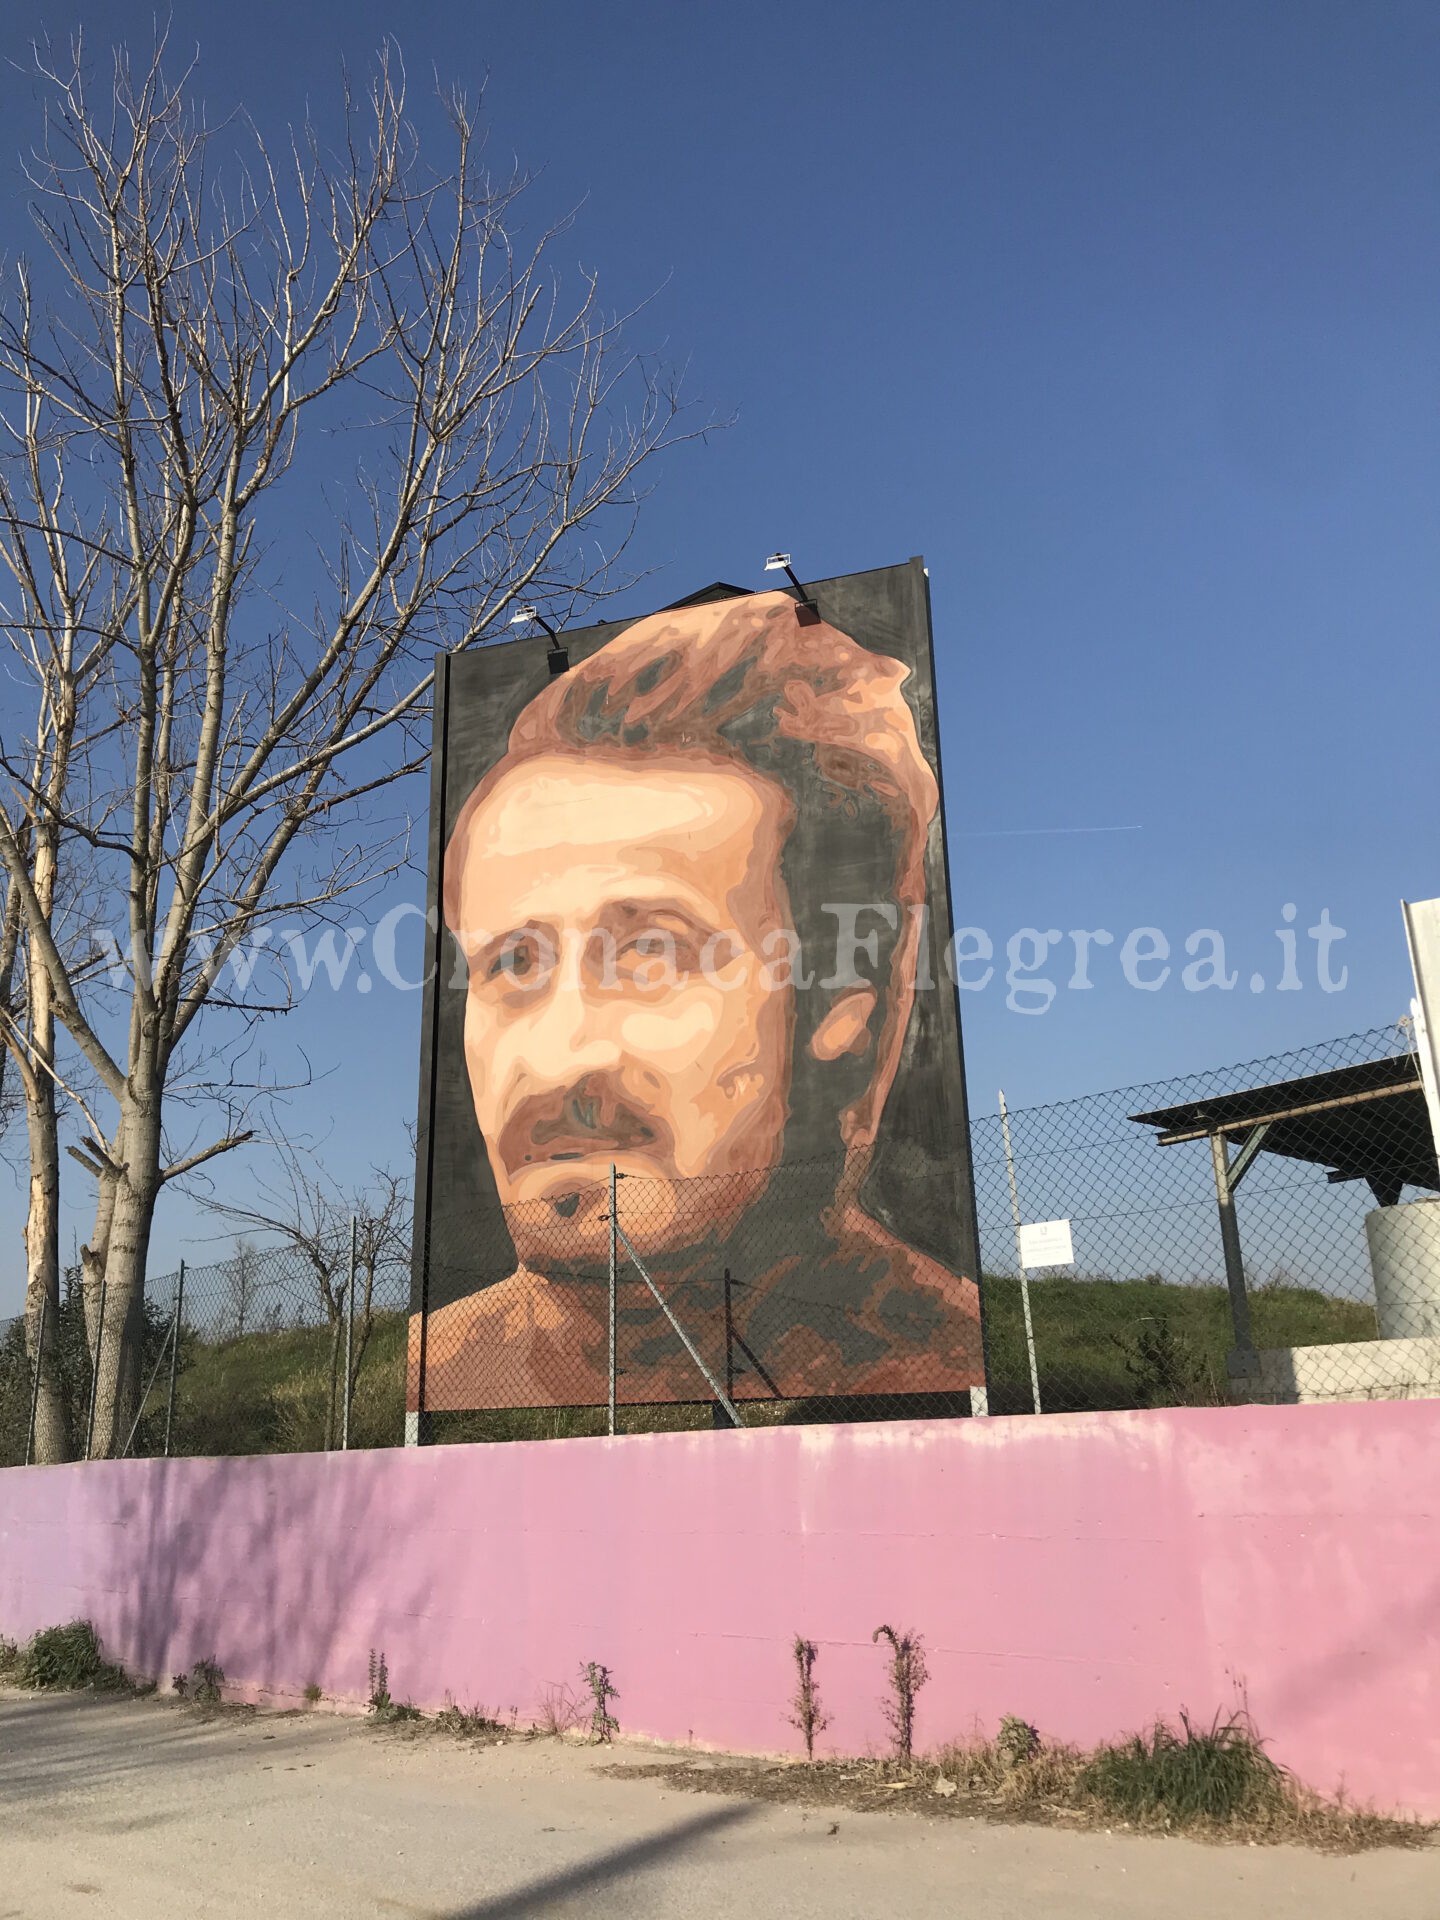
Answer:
1208;1132;1255;1352
614;1219;743;1427
84;1277;107;1461
608;1164;618;1438
164;1262;185;1459
24;1288;47;1467
999;1089;1043;1415
723;1267;735;1406
343;1215;357;1451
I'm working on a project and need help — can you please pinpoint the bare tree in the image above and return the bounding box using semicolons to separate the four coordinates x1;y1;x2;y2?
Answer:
0;474;122;1460
212;1148;410;1448
0;35;699;1454
225;1238;261;1342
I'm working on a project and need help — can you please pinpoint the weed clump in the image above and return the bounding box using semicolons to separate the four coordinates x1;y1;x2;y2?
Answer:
934;1725;1085;1808
367;1648;421;1722
536;1682;586;1736
872;1625;928;1764
434;1699;513;1740
16;1621;126;1692
582;1661;619;1743
928;1709;1424;1848
996;1714;1041;1770
788;1636;828;1761
367;1648;391;1711
1077;1710;1286;1826
187;1658;229;1704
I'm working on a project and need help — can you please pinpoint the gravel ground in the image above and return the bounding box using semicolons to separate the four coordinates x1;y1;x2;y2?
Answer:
1;1689;1436;1919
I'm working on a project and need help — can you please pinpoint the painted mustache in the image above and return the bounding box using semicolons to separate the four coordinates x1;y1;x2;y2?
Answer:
498;1073;676;1179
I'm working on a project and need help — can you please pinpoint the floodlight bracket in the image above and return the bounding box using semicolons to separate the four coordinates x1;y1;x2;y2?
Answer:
762;552;820;624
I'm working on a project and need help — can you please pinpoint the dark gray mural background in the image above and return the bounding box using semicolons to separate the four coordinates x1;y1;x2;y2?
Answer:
407;557;984;1404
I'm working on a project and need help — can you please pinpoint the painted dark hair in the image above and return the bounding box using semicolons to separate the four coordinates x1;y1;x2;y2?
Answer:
445;590;938;1150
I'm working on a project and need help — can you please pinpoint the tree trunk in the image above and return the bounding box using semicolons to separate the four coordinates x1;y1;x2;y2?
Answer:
17;805;71;1461
21;1078;69;1463
89;1099;161;1458
82;1137;120;1354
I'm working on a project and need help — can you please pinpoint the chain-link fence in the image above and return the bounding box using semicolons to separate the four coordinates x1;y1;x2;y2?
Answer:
0;1239;410;1467
972;1023;1438;1414
3;1024;1437;1463
416;1144;985;1443
415;1022;1437;1433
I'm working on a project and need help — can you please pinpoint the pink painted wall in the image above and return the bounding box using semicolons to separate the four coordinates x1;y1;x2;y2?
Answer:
2;1401;1438;1815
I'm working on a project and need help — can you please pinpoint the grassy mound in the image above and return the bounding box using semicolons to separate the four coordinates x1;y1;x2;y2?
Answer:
979;1273;1374;1414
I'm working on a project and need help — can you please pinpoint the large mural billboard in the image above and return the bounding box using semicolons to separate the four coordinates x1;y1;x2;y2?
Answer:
408;559;986;1414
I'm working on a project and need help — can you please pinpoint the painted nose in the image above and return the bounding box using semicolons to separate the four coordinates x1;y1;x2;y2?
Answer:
519;971;625;1083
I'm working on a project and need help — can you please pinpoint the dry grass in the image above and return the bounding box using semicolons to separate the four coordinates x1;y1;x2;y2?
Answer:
431;1700;515;1742
535;1682;588;1737
608;1717;1432;1854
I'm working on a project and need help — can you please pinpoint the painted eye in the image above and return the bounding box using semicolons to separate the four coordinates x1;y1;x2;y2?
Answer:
616;934;682;983
491;936;537;979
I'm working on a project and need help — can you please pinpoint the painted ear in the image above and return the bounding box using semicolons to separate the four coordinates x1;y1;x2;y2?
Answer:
808;985;879;1062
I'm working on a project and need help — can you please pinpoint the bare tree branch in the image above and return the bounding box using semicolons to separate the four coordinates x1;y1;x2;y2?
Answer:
0;33;710;1454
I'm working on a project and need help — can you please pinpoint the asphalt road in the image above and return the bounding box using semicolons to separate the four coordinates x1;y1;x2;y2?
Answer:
0;1691;1434;1918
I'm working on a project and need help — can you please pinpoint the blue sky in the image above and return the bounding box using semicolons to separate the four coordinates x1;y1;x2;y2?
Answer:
0;0;1435;1298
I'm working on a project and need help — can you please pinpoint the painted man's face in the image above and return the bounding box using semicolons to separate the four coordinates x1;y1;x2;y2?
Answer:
449;750;797;1259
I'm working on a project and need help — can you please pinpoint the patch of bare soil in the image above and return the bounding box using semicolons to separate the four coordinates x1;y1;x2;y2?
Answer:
606;1757;1073;1824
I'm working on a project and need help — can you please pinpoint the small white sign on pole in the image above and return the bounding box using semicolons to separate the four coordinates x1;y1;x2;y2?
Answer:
1017;1218;1075;1272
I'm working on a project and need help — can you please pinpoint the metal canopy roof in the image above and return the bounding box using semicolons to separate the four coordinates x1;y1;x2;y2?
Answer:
1130;1054;1438;1205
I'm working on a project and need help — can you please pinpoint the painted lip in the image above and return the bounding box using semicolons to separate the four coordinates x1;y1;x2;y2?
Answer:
496;1080;677;1182
504;1152;675;1200
518;1144;647;1169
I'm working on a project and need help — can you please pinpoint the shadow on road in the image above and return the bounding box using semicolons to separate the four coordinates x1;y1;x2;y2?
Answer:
0;1688;341;1814
441;1801;759;1918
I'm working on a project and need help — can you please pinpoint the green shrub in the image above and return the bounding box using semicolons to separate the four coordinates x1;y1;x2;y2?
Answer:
1078;1711;1286;1826
188;1657;225;1705
17;1620;126;1691
996;1714;1041;1769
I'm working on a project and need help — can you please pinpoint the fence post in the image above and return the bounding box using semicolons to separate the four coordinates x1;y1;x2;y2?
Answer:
85;1277;107;1461
723;1267;735;1406
343;1214;357;1451
608;1164;618;1438
164;1262;185;1459
24;1288;47;1467
999;1089;1043;1415
613;1218;743;1427
1208;1132;1255;1352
